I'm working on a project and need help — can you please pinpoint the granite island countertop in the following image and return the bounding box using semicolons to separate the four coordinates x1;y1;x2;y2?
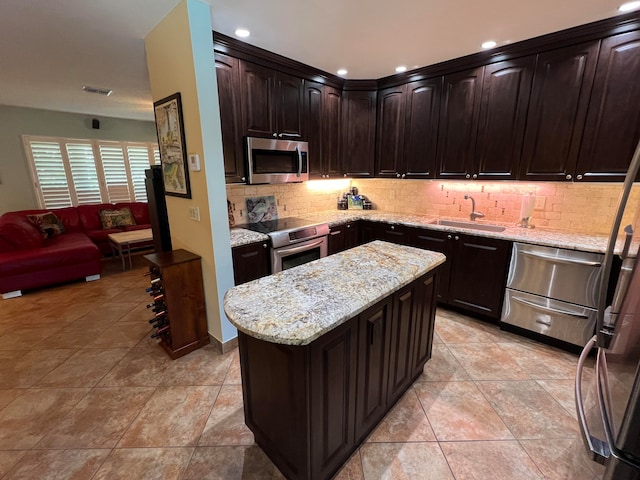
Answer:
223;240;446;346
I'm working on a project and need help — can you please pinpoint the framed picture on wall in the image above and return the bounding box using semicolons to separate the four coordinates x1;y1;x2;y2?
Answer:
153;92;191;198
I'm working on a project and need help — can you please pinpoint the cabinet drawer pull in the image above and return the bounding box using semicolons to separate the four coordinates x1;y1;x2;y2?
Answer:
512;296;589;319
520;250;601;267
330;231;342;236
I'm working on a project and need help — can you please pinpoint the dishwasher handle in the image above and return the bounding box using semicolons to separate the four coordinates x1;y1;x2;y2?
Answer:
520;250;602;267
512;295;589;319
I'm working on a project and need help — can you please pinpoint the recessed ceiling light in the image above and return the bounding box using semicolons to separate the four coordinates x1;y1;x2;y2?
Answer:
82;85;112;96
395;66;407;73
235;28;250;38
337;69;347;76
481;40;497;49
619;1;640;11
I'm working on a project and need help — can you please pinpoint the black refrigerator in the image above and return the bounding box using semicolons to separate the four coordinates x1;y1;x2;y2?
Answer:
144;165;172;253
576;139;640;479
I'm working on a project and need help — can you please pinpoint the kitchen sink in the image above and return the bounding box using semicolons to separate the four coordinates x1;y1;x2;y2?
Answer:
432;219;506;232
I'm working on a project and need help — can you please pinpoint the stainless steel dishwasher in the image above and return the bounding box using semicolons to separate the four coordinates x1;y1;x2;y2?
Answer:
501;243;604;347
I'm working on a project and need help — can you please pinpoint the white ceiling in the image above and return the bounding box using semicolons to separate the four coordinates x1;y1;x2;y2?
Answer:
0;0;629;121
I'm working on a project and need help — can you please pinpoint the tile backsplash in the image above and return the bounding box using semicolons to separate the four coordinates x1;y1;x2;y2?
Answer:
227;179;640;235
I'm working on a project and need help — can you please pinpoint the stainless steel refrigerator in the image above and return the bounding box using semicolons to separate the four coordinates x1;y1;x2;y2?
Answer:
576;140;640;479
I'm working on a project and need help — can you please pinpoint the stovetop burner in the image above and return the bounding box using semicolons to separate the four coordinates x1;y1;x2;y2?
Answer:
236;217;330;248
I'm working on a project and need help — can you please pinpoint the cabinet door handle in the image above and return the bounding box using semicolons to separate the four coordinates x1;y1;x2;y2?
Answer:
262;243;268;248
512;296;589;319
465;174;471;179
396;173;401;178
390;225;395;230
566;174;572;180
241;177;246;182
577;174;583;180
454;236;459;240
330;230;342;236
472;173;478;179
520;250;602;267
346;224;351;229
272;133;278;137
401;173;406;178
279;133;302;138
447;235;452;240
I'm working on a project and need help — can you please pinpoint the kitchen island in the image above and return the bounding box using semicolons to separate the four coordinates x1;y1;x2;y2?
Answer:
224;241;445;480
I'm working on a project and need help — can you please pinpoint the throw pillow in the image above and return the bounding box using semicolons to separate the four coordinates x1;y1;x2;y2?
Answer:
27;212;66;239
99;208;136;229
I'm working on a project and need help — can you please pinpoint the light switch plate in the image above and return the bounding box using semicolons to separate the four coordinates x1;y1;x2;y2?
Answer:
188;154;201;171
188;206;200;221
534;195;546;210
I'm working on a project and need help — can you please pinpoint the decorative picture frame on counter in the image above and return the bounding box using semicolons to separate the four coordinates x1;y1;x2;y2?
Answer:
153;92;191;198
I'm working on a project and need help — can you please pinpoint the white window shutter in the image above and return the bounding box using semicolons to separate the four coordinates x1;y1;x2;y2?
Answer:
65;143;102;205
127;145;152;202
153;147;161;165
28;141;73;209
99;144;132;203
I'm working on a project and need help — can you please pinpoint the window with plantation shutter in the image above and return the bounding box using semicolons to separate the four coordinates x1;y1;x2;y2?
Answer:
66;143;102;205
23;135;158;209
28;141;73;209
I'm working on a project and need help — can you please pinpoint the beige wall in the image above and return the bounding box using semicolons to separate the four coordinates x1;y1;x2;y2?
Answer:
227;179;638;235
145;0;236;343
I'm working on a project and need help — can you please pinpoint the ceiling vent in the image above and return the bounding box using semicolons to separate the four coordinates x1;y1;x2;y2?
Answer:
82;85;113;96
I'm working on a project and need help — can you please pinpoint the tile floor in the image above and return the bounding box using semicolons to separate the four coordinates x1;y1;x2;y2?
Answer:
0;257;604;479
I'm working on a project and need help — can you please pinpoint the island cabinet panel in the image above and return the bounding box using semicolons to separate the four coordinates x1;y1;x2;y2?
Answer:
436;67;484;179
577;30;640;182
475;57;535;180
236;269;438;480
355;299;392;443
214;53;245;184
518;42;599;181
341;90;377;177
231;241;270;285
410;227;453;303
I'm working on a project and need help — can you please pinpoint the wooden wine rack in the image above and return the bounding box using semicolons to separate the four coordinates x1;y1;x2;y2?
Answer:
143;249;209;359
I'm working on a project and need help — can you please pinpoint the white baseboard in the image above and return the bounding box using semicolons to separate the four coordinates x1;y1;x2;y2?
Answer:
2;290;22;299
85;274;100;282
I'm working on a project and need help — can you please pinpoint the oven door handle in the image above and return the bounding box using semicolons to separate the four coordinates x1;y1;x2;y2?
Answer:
575;335;610;464
278;238;326;255
296;147;302;177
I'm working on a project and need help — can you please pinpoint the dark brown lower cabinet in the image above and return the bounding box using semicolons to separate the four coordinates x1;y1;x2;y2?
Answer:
237;269;438;480
231;241;270;285
328;222;360;255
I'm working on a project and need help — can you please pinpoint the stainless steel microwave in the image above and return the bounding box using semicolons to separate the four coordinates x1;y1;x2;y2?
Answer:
245;137;309;184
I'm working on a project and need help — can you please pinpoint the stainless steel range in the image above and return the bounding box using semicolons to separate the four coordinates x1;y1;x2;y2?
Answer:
237;217;330;273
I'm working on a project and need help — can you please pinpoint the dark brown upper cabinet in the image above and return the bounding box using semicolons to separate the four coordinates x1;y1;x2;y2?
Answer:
375;85;406;178
436;68;484;179
239;60;304;140
341;90;377;177
475;57;535;180
376;79;441;179
518;42;599;182
214;53;245;184
577;30;640;182
305;82;342;179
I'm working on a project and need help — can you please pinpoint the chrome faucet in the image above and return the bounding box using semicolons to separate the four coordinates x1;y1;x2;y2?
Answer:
464;195;484;221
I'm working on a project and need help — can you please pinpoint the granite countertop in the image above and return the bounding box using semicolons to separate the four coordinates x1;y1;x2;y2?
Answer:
224;240;446;346
230;209;615;254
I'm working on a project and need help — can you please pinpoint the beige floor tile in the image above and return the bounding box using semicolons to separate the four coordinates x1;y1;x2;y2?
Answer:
0;349;75;387
0;387;89;448
414;343;470;382
182;446;285;479
0;451;27;478
199;385;254;446
441;440;544;479
497;342;578;380
118;386;220;447
0;324;64;350
118;300;154;323
434;315;496;344
367;389;436;442
477;380;579;439
84;321;151;348
360;442;454;480
39;318;113;349
536;379;580;419
92;447;193;480
333;449;364;480
37;348;129;387
415;381;513;441
160;345;234;386
2;448;109;480
0;389;24;411
223;350;242;385
520;437;605;480
447;343;529;380
37;386;155;448
98;345;173;387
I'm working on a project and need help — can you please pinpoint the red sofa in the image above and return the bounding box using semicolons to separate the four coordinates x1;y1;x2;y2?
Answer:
0;203;151;298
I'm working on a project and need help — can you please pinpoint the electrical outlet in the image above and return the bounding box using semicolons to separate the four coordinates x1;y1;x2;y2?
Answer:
534;196;546;210
188;206;200;221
